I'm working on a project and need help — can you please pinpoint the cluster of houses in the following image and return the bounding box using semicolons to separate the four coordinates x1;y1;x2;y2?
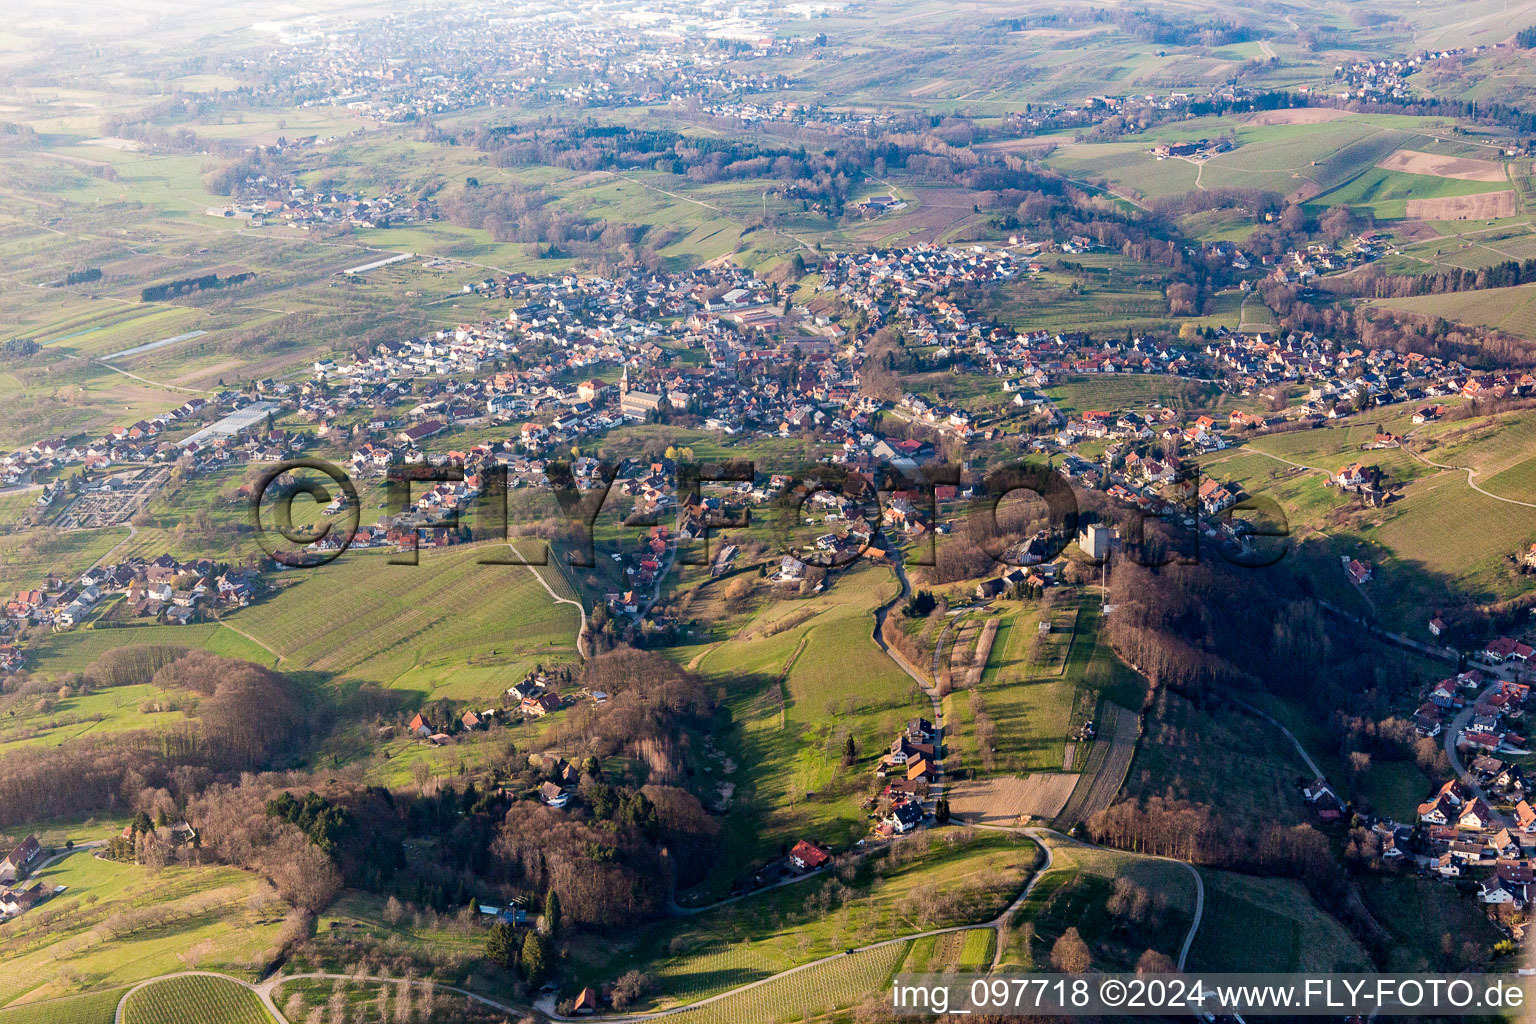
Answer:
1413;666;1523;746
1295;638;1536;927
1303;758;1536;918
0;835;52;923
206;173;435;231
2;231;1509;635
396;674;597;750
872;717;938;837
1404;674;1536;915
1412;774;1536;910
1331;46;1498;103
0;554;258;661
1415;670;1529;756
244;1;797;127
0;396;219;489
1264;237;1383;285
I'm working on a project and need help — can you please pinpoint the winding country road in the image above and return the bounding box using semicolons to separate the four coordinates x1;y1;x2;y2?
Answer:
505;540;590;659
1400;442;1536;511
1230;696;1326;781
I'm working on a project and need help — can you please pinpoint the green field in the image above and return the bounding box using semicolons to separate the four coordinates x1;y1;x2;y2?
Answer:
1308;166;1511;220
225;544;581;700
0;989;125;1024
121;976;271;1024
949;599;1121;776
977;256;1173;334
1366;470;1536;617
1043;375;1198;417
1187;869;1372;972
0;527;128;600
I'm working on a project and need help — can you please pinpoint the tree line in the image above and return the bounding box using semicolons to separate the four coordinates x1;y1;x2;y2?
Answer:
141;272;254;303
1342;258;1536;299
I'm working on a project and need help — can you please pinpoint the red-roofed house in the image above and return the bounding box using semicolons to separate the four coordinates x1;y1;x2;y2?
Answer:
0;835;41;884
1515;800;1536;833
788;839;831;872
1459;798;1496;831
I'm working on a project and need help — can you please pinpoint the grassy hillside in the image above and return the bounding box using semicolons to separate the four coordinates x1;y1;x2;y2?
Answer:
1123;688;1312;825
1200;409;1536;635
0;850;286;1006
996;835;1195;972
1188;870;1372;972
225;544;581;701
690;561;924;895
22;624;279;679
1371;280;1536;340
568;829;1037;1011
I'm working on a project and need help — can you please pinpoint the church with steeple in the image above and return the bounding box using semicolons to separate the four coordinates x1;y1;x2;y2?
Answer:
618;363;662;419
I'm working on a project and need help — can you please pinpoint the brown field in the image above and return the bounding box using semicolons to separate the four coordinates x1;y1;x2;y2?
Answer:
947;773;1079;825
1394;220;1446;242
1377;150;1508;182
907;79;955;97
1010;27;1107;39
975;138;1060;157
1244;108;1352;126
1406;190;1517;220
849;187;982;244
1290;180;1325;203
